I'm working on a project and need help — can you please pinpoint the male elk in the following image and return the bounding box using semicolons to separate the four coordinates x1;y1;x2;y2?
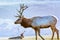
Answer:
14;4;59;40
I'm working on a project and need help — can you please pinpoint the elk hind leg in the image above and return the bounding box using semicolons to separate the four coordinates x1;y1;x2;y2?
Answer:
38;29;45;40
55;27;59;40
51;26;59;40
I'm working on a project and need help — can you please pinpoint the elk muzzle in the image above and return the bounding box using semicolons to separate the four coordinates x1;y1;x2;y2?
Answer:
14;22;17;24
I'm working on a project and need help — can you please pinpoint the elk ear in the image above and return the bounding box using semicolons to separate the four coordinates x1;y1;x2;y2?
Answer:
21;15;24;18
26;5;28;8
15;15;18;18
15;16;20;18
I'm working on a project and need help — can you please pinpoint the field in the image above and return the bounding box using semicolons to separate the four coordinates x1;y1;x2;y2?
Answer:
0;36;60;40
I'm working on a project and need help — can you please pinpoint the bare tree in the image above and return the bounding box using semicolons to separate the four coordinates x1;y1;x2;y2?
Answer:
14;4;59;40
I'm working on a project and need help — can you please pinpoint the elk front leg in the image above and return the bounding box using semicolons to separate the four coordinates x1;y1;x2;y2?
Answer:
35;30;38;40
51;31;54;40
38;29;45;40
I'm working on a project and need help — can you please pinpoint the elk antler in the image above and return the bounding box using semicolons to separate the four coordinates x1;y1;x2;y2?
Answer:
20;4;28;16
16;4;28;18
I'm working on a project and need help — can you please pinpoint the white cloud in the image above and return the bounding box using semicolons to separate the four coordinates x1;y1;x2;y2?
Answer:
0;18;25;36
0;18;15;30
0;2;20;5
0;18;23;36
0;1;60;5
0;18;13;25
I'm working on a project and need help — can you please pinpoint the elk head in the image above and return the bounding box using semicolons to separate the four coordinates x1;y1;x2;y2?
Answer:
15;4;28;24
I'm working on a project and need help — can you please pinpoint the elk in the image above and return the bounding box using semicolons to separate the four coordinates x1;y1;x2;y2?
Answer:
14;4;59;40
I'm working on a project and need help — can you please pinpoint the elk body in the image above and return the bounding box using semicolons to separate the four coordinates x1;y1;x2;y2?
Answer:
14;4;59;40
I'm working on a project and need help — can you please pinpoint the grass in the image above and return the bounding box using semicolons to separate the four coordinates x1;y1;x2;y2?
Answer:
8;36;60;40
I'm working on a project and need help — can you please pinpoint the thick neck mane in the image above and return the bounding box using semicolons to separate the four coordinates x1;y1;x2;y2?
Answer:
21;18;32;28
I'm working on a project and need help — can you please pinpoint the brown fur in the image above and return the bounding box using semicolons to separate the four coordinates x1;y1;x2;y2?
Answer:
21;18;32;28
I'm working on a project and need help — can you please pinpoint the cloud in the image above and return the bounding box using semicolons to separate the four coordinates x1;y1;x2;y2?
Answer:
0;18;25;37
0;2;20;5
0;1;60;6
33;0;60;1
0;18;21;31
0;18;14;30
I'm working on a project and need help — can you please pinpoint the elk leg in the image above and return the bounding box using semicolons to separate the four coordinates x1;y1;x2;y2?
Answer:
51;26;59;40
51;31;54;40
35;30;38;40
55;28;59;40
51;26;55;40
38;29;45;40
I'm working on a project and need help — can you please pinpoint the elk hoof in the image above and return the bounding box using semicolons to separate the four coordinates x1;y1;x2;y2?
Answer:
42;38;45;40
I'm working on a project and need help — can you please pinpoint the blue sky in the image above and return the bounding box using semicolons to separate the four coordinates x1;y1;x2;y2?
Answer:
0;0;20;2
0;0;60;37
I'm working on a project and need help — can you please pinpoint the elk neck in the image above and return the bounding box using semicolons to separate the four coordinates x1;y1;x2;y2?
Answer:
20;17;32;28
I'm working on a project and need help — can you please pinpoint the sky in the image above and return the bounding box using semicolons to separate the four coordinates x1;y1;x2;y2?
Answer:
0;0;60;37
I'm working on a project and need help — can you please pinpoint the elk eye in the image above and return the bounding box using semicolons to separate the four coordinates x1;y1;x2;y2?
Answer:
17;19;20;21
